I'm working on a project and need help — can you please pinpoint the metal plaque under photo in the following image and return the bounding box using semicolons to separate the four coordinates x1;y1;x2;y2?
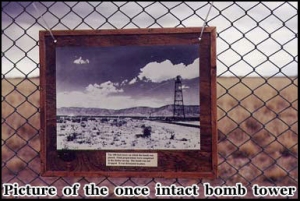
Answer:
40;27;217;178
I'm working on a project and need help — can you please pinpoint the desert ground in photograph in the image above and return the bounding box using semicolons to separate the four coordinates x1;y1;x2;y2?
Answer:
2;76;298;198
57;117;200;150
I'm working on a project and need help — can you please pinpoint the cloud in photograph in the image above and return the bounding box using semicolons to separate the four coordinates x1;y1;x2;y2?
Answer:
86;81;123;95
182;85;190;89
73;56;90;65
130;58;199;84
58;80;126;109
57;74;200;110
57;84;167;110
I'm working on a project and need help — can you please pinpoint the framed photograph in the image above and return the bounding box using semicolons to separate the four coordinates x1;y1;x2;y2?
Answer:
40;27;217;178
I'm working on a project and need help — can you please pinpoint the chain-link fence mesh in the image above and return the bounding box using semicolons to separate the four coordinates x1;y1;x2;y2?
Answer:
2;1;298;198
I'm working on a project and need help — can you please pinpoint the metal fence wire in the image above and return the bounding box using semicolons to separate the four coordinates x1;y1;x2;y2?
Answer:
1;1;298;199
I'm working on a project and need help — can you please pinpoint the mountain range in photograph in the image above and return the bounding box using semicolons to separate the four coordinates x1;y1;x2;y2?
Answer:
57;104;200;117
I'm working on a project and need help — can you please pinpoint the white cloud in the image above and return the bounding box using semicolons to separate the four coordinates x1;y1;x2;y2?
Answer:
121;79;128;86
128;78;138;85
58;81;127;109
130;58;199;83
57;79;176;109
182;85;190;89
86;81;124;95
73;56;89;64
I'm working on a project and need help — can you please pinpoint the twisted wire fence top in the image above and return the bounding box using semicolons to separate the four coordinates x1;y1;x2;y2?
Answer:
1;1;298;199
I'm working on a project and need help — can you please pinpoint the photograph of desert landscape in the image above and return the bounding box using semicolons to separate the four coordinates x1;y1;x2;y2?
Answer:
56;45;200;150
2;1;298;199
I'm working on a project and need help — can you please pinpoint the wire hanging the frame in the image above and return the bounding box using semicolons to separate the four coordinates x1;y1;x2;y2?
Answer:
199;1;214;41
32;2;57;43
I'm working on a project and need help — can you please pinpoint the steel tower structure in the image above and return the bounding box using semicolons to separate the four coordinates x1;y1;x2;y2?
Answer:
173;75;185;119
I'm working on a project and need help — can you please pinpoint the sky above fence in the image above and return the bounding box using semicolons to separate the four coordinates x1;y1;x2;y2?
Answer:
2;1;298;78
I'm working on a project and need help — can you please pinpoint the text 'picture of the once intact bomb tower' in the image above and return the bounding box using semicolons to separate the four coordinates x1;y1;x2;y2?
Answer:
56;45;200;150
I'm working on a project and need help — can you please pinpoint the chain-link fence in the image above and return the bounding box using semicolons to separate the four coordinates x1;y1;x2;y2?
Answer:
2;1;298;198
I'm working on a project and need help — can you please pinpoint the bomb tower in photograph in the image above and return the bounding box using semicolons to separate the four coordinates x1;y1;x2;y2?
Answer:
173;75;185;119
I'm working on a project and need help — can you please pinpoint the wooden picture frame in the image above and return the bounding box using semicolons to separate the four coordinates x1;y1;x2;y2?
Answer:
40;27;217;178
